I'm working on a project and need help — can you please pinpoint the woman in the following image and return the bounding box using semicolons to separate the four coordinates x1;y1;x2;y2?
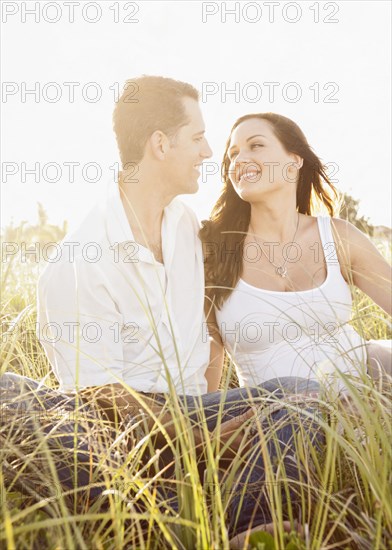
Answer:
201;112;391;394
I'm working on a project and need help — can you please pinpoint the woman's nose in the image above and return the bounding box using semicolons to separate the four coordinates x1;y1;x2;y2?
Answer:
232;149;253;164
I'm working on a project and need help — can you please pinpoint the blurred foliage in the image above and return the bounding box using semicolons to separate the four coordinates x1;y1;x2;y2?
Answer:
2;202;67;246
1;204;67;303
339;192;374;236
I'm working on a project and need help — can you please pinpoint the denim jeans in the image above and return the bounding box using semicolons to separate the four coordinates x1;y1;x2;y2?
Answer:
0;372;322;538
0;372;116;504
153;377;322;537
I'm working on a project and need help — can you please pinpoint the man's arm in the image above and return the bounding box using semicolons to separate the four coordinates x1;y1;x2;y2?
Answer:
80;383;179;440
37;258;124;390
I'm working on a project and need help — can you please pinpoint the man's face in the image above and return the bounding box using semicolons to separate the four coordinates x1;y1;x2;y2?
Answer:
165;97;212;194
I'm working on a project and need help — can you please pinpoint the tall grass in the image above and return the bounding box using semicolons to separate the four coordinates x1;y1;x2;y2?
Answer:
0;233;391;549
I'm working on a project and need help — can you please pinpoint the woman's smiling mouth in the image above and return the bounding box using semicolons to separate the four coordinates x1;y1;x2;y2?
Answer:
238;168;262;184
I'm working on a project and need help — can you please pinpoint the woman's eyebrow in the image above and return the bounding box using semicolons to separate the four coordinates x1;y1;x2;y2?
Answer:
246;134;266;141
228;134;267;156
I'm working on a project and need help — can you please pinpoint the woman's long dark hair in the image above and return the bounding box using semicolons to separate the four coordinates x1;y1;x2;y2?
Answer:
199;113;340;309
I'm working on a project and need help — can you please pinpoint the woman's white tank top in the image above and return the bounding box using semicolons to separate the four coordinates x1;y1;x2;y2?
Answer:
215;216;368;391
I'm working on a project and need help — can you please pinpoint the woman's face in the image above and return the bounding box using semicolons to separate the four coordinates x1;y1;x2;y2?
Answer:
227;118;301;202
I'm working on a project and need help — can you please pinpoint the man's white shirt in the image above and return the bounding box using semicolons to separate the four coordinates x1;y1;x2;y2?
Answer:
37;182;210;395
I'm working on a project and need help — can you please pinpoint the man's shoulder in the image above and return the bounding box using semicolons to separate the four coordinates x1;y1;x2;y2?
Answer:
65;203;108;247
38;203;108;284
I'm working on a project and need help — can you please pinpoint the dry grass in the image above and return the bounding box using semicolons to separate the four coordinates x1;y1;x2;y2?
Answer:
0;230;391;549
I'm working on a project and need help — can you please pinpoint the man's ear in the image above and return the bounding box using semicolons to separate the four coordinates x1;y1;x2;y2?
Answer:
149;130;170;160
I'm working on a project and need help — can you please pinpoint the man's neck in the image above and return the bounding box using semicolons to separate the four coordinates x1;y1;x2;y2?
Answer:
119;168;173;231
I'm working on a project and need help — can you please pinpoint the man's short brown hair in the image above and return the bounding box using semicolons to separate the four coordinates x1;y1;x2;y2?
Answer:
113;75;199;167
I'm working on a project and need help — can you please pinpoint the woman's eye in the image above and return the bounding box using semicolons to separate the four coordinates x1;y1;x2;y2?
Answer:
251;143;263;149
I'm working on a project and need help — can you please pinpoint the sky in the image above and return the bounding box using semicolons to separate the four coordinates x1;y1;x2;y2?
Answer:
1;0;391;232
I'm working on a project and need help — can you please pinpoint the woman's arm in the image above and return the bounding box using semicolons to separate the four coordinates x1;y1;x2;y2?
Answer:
205;332;225;392
332;218;392;315
204;302;225;392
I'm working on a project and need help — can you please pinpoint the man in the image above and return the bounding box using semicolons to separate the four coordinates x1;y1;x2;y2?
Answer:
38;76;213;399
3;76;321;542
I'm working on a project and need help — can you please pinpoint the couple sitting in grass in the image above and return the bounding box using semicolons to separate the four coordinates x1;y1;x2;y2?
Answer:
1;75;391;547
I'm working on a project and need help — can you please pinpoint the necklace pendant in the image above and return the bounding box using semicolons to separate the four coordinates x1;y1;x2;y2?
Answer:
276;266;288;278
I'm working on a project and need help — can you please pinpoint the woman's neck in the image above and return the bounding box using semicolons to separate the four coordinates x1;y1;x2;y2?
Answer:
248;201;300;243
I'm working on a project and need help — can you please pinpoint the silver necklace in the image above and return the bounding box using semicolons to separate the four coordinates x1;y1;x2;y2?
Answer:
249;213;300;278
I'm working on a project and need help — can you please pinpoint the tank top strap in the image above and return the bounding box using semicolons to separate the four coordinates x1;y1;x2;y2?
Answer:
316;215;340;268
